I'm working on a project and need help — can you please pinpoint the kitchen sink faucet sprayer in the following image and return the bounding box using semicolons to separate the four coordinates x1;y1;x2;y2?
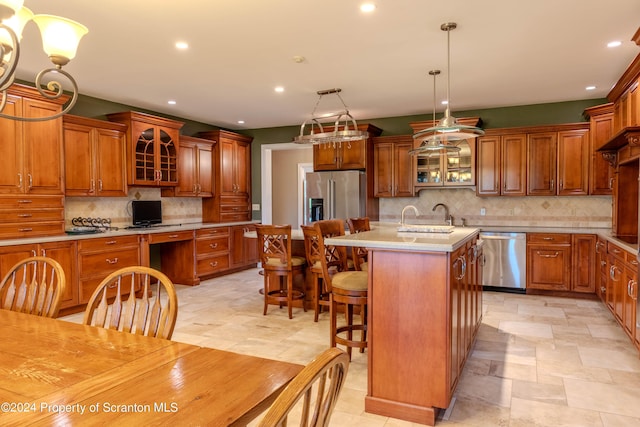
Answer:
401;205;419;226
432;203;453;226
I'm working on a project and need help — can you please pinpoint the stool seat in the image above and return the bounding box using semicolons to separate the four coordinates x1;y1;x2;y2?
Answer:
332;271;367;291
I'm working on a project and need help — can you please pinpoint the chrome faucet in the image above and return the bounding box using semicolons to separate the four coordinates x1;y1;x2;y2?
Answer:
401;205;419;225
432;203;453;226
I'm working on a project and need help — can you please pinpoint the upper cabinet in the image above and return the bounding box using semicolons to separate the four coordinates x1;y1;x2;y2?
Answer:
63;115;128;197
409;118;480;189
162;135;213;198
107;111;184;187
197;129;253;223
372;135;414;197
584;103;614;195
312;124;382;171
0;85;66;195
476;134;526;196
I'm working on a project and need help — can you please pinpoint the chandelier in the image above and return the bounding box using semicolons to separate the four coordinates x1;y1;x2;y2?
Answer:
293;88;368;145
412;22;484;154
0;0;88;121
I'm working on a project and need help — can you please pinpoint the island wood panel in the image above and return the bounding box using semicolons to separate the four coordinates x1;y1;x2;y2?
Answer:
366;249;450;426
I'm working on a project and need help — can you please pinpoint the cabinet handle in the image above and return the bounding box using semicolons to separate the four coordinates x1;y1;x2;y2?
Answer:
169;234;179;238
609;178;614;189
600;260;606;267
31;250;37;257
209;243;218;249
559;179;563;189
90;179;95;193
17;199;32;204
104;240;117;245
542;237;554;241
17;173;22;188
600;286;606;293
18;228;33;232
17;213;32;218
209;261;218;267
98;179;103;192
40;249;46;256
628;280;633;297
610;265;621;281
630;259;638;266
611;249;621;254
106;258;119;265
27;174;33;189
550;179;554;190
537;251;559;258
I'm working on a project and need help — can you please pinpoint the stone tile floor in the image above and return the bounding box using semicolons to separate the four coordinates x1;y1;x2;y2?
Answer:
63;268;640;426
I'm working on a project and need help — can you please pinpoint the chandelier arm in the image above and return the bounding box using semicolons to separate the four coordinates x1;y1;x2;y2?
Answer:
0;23;20;92
0;67;79;122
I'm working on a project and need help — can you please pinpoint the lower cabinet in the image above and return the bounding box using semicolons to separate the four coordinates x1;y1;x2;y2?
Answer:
77;235;141;304
571;234;596;293
526;233;572;291
230;224;258;269
195;227;230;277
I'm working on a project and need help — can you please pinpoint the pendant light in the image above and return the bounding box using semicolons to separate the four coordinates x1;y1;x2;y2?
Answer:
409;69;461;155
412;22;484;153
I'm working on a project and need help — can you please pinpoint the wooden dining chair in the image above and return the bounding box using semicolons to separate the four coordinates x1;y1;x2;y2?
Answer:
0;256;66;318
301;224;329;322
83;266;178;340
257;347;350;427
315;220;368;360
346;217;370;271
255;224;306;319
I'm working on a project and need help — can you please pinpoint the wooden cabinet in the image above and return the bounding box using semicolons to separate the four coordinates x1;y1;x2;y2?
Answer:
107;111;184;187
0;240;78;311
195;227;230;277
372;135;414;197
584;104;614;195
0;85;65;196
476;134;526;196
527;132;557;196
77;235;141;304
313;139;366;171
162;135;213;197
63;115;128;197
197;130;253;223
412;139;475;188
557;129;590;195
230;224;258;269
595;238;608;301
0;195;64;240
526;233;571;291
623;254;637;339
571;234;596;293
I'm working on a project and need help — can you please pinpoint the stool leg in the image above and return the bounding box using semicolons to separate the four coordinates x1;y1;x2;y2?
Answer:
287;271;293;319
360;303;367;353
330;293;337;349
313;273;320;322
263;273;269;315
346;302;353;360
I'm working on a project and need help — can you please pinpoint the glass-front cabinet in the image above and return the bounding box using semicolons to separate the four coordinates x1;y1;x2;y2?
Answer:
414;139;475;187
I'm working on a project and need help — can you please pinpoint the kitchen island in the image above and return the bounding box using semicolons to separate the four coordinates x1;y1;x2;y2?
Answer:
326;224;482;425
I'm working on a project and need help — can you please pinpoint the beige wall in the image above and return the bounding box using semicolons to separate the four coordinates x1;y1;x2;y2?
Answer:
271;148;313;226
379;188;611;229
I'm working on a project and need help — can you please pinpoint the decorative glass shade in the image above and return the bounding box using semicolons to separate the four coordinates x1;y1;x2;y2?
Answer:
32;14;88;64
0;0;24;20
0;6;32;46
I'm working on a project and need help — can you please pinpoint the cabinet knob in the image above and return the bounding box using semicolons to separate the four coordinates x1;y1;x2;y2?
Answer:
106;257;119;265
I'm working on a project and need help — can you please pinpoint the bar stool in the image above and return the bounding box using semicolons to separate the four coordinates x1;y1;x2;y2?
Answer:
347;217;370;271
301;225;328;322
255;224;306;319
315;220;367;360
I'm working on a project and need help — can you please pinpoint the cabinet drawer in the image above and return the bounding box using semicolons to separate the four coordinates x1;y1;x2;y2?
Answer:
79;235;140;253
527;233;571;244
147;230;193;244
607;242;626;259
79;275;141;305
220;212;251;222
0;222;64;240
0;196;64;209
0;209;64;222
196;236;229;255
196;227;229;238
197;254;229;276
79;247;140;278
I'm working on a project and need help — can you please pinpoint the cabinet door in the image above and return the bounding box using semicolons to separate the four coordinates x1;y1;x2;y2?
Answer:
444;139;475;186
339;140;366;170
22;98;63;194
157;127;179;186
0;245;37;279
476;136;500;196
527;132;557;195
590;113;614;195
595;239;608;301
130;122;158;185
95;127;127;196
394;142;414;197
557;129;589;196
313;145;339;171
196;142;213;197
234;140;251;196
63;123;95;196
219;139;237;196
609;253;625;321
623;261;637;338
39;241;78;310
174;140;197;196
571;234;596;293
373;142;393;197
0;95;24;194
501;135;527;196
527;244;571;290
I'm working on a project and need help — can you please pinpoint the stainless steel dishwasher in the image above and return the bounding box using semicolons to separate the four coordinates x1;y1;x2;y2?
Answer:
480;232;526;293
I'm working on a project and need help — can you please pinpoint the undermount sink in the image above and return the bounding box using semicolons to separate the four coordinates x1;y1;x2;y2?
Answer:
397;224;455;234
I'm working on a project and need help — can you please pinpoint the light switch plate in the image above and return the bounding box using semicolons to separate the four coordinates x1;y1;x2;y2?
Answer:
480;208;486;216
252;204;260;211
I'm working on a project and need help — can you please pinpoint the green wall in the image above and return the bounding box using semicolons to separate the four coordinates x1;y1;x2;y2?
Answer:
65;93;607;219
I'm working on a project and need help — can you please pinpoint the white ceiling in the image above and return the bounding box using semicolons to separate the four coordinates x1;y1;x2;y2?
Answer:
13;0;640;130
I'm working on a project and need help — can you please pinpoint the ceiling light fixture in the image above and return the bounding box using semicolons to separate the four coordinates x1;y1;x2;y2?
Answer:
409;70;461;155
412;22;484;153
0;0;88;121
293;88;368;145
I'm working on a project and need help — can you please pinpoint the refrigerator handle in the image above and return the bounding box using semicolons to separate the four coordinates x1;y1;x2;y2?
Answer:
326;179;333;219
330;179;336;219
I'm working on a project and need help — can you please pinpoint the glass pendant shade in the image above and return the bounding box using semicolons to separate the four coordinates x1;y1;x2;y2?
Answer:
0;6;32;46
0;0;23;20
32;14;88;64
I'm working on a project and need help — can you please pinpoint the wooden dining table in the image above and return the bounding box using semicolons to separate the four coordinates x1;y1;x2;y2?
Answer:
0;309;302;426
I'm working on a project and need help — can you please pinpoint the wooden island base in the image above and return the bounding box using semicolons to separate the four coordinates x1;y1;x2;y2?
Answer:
365;395;438;425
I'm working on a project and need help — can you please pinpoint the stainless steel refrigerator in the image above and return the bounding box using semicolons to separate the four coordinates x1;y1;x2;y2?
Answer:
303;170;366;225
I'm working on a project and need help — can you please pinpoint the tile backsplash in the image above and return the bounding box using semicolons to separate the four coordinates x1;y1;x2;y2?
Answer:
379;188;611;229
65;188;202;228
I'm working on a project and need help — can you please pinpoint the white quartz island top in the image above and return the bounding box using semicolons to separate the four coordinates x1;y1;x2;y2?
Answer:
325;222;480;252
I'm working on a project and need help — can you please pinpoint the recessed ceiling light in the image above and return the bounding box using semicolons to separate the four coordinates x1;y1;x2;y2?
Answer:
168;100;177;105
441;100;448;105
274;86;284;93
360;3;376;13
237;120;245;124
175;41;189;50
585;86;596;91
607;40;622;48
